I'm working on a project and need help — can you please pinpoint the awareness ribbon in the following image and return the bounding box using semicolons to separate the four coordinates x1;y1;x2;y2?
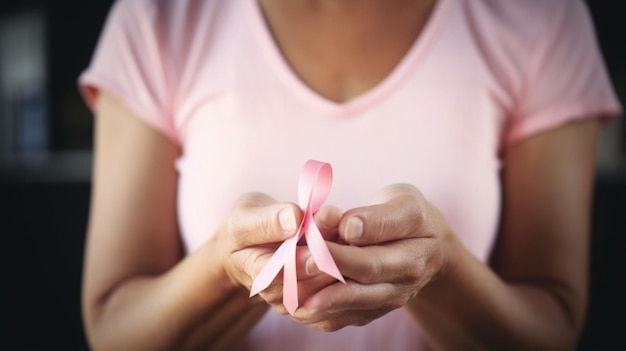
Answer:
249;160;345;315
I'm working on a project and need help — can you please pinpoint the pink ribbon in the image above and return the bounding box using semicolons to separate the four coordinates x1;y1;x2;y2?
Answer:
249;160;345;315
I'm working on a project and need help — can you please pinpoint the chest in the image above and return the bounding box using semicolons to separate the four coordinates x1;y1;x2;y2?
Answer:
172;0;506;262
257;0;435;103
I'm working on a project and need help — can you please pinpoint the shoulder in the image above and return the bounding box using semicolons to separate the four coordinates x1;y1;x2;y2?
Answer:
453;0;597;101
104;0;237;69
104;0;234;40
459;0;587;49
108;0;226;25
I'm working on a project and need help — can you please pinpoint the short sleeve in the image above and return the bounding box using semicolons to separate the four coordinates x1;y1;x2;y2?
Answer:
78;0;179;144
504;0;622;146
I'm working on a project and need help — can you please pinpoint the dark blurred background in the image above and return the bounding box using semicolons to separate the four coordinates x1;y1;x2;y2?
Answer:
0;0;624;350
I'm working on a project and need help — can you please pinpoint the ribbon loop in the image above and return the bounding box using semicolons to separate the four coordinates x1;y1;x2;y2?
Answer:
299;161;333;212
249;160;345;315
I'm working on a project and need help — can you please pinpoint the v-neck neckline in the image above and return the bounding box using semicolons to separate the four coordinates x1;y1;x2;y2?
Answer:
245;0;451;117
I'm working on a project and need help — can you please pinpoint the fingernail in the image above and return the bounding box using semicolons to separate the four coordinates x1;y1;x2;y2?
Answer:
305;257;320;276
279;207;297;234
344;217;363;242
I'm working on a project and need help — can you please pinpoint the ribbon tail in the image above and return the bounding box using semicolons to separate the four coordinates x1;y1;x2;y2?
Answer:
250;236;297;297
304;217;345;283
283;248;299;315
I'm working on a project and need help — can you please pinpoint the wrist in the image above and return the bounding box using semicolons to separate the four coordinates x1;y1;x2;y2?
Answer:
427;202;460;283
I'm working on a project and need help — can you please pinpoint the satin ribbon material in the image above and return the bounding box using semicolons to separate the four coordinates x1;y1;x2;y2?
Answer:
249;160;345;315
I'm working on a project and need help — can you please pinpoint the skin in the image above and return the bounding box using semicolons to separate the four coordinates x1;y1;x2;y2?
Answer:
82;0;600;350
291;119;598;350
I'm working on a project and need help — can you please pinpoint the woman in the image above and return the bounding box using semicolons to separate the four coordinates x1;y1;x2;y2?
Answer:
79;0;622;349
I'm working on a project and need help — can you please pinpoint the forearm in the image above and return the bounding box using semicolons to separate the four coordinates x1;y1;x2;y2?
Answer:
85;242;268;351
407;235;582;351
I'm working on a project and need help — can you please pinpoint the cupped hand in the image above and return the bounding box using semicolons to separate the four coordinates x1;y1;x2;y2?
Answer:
291;184;454;331
219;192;342;314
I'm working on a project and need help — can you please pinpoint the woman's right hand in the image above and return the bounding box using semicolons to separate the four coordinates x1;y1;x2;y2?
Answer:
219;192;342;314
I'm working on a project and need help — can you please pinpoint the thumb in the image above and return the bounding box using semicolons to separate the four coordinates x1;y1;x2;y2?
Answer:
339;184;428;246
228;192;303;248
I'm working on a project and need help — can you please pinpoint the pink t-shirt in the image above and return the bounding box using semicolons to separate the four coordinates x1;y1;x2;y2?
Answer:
79;0;621;349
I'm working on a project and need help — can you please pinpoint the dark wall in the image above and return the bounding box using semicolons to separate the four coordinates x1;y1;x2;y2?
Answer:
2;1;113;349
578;177;626;350
4;182;91;350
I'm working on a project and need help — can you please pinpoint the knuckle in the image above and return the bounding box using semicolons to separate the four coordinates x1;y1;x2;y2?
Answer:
316;320;343;333
346;311;385;328
273;304;289;315
352;313;379;327
264;296;288;314
366;256;384;282
388;295;409;310
352;319;369;327
405;268;423;283
397;239;427;282
407;201;426;229
352;255;385;284
261;287;283;305
404;260;424;282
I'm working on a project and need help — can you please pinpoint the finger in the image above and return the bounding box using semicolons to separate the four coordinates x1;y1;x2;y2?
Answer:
339;184;432;246
306;240;435;284
245;245;324;283
296;246;327;278
295;280;408;320
313;205;343;242
307;280;412;313
315;281;410;313
249;244;323;279
267;272;339;315
236;246;312;291
228;192;303;247
256;247;337;316
235;245;332;312
303;307;392;332
237;235;314;287
230;246;282;288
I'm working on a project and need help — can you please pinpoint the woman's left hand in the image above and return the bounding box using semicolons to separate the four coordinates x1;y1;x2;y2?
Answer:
291;183;454;331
